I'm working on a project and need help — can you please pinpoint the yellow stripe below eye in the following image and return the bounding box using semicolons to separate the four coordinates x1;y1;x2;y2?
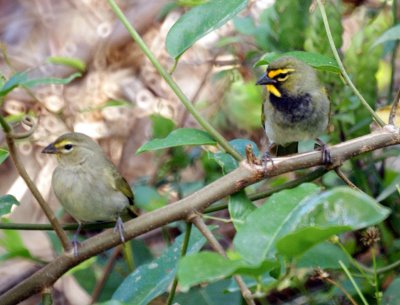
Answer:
266;85;282;97
267;68;295;79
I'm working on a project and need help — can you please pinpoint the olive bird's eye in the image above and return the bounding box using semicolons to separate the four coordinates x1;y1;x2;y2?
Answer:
64;144;73;150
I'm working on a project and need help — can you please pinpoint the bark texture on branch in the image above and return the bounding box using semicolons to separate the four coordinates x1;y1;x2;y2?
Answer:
1;126;399;305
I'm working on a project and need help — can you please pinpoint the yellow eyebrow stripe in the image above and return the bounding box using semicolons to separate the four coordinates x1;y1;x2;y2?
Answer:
267;68;295;79
55;140;71;148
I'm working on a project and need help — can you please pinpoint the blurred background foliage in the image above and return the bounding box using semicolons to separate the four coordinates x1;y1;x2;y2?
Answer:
0;0;399;304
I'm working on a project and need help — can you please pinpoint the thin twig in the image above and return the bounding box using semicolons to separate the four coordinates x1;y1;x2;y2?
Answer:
190;215;256;305
166;222;192;305
334;167;360;191
91;246;122;304
107;0;242;161
0;115;71;251
389;88;400;126
325;278;359;305
2;127;400;305
316;0;386;127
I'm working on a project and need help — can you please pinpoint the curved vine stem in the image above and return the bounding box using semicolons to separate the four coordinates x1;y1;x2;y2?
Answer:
316;0;386;127
107;0;242;161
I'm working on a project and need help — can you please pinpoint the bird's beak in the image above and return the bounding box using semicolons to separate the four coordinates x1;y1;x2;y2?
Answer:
256;73;277;85
42;143;58;154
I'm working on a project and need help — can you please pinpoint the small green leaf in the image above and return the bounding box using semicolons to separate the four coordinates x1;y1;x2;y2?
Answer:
0;71;81;97
0;194;19;216
229;191;256;230
174;279;241;305
0;72;28;97
137;128;216;154
166;0;247;58
22;72;81;88
372;24;400;48
178;252;243;289
297;242;350;269
178;251;277;290
382;277;400;305
254;51;340;73
276;226;351;258
48;56;86;72
209;152;238;174
150;114;175;139
0;220;32;260
134;185;168;212
112;228;206;305
0;148;9;165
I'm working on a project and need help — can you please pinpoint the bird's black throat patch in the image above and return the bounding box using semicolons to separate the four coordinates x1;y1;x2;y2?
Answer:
269;91;312;123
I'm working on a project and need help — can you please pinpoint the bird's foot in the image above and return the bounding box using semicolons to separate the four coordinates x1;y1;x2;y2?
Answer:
72;223;82;256
261;150;275;171
114;217;126;243
315;138;332;165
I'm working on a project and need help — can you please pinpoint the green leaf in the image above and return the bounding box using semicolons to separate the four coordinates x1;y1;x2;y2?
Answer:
0;148;9;165
178;251;277;290
166;0;247;58
234;183;320;265
134;185;168;212
276;226;351;258
234;184;390;265
296;242;350;269
22;72;81;88
0;71;81;97
229;191;256;230
112;228;206;305
48;56;86;72
209;152;238;174
229;139;259;158
254;51;340;73
150;114;175;139
0;194;19;216
372;24;400;48
0;220;32;260
382;277;400;305
0;72;28;97
178;252;243;289
137;128;216;154
174;279;241;305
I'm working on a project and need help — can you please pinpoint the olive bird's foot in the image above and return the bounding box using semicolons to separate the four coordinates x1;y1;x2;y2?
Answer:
72;223;83;256
315;138;332;165
114;217;126;243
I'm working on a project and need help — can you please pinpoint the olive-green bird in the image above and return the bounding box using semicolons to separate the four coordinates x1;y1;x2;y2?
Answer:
256;56;331;163
42;132;136;254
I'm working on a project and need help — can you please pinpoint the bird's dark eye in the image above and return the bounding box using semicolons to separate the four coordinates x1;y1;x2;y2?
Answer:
64;144;73;150
277;73;289;82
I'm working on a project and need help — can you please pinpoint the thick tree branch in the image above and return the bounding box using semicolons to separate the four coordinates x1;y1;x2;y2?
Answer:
1;126;399;305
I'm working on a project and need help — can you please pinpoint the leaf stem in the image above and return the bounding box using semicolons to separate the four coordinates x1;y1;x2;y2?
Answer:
166;222;192;305
107;0;242;161
339;260;369;305
316;0;385;127
190;215;256;305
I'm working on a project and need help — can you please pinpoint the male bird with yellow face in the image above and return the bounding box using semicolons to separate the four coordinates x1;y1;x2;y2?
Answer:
256;56;331;163
42;132;136;254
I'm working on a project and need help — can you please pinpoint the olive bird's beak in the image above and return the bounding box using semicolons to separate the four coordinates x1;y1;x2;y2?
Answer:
42;143;58;154
256;73;277;85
